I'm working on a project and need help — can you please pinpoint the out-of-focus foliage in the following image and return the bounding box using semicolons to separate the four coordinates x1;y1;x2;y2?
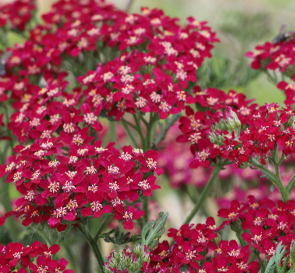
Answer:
197;11;272;90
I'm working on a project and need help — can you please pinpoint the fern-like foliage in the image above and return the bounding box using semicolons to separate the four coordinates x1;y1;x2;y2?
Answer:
262;241;295;273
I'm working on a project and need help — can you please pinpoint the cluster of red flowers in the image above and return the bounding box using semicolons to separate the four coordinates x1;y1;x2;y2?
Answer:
246;32;295;123
0;241;73;273
144;215;258;272
218;195;295;266
176;88;257;168
0;0;219;149
0;141;163;230
0;0;36;31
4;0;116;80
7;74;103;143
145;194;295;272
245;36;295;78
1;0;218;112
176;83;295;169
224;102;295;165
0;0;221;235
78;51;196;121
76;11;218;120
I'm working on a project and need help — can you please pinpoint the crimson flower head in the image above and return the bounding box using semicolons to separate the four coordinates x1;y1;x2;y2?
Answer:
246;36;295;79
0;241;73;273
0;141;162;231
0;0;36;31
177;88;257;169
218;195;295;266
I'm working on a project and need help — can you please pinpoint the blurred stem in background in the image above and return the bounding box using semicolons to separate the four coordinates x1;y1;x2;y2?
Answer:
126;0;134;12
196;10;276;103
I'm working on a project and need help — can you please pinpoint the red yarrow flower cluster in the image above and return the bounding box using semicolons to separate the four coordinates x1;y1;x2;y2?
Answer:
224;102;295;166
146;216;259;273
177;83;295;169
3;0;116;79
219;195;295;265
0;142;162;231
77;11;219;121
149;218;219;271
245;37;295;79
3;0;218;84
0;241;73;273
5;73;102;143
77;51;197;121
177;88;257;168
0;0;36;31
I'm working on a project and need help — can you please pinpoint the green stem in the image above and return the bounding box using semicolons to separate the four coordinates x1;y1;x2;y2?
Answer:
56;226;73;244
254;251;265;272
274;161;289;202
145;113;154;151
94;213;114;241
110;121;116;144
287;173;295;194
125;0;134;12
143;197;148;223
184;165;221;224
155;114;181;146
264;70;278;86
32;227;54;247
250;157;278;185
169;165;221;247
236;231;246;247
133;114;146;151
184;185;209;218
77;224;104;273
151;120;157;145
121;119;138;148
140;116;148;126
273;145;289;202
121;118;137;130
250;156;289;202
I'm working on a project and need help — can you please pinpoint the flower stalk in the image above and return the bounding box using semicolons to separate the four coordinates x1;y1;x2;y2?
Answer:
250;156;290;202
183;164;221;225
94;213;114;242
77;224;105;273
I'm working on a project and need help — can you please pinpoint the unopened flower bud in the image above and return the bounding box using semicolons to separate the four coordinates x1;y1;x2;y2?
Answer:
134;244;141;255
113;251;120;261
143;253;150;263
209;132;217;144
